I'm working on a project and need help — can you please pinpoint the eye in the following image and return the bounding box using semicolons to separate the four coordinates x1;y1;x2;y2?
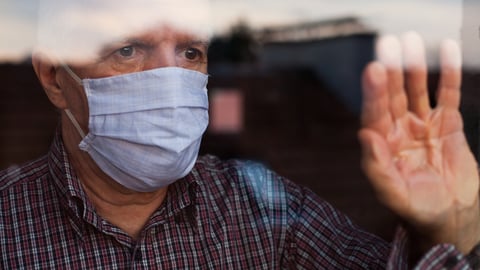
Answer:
184;47;203;61
117;46;135;57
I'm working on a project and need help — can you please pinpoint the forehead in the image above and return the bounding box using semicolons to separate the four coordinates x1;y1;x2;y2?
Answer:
36;0;212;63
100;24;209;46
114;25;209;45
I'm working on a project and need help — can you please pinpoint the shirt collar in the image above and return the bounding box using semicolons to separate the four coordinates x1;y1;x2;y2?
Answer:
48;129;91;215
48;127;203;231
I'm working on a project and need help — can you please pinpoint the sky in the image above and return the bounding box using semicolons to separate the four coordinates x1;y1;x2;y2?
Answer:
0;0;465;65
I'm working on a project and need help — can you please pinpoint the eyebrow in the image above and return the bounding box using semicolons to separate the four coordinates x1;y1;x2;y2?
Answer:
182;40;210;50
102;37;210;50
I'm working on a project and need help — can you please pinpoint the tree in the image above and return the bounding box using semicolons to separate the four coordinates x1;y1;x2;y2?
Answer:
209;20;258;64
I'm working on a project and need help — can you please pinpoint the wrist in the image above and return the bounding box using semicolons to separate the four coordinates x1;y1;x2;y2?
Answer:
406;196;480;257
454;196;480;254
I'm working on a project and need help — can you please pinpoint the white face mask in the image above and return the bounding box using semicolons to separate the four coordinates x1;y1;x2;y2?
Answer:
63;66;209;192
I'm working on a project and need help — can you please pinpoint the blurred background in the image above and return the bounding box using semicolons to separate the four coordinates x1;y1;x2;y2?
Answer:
1;0;479;241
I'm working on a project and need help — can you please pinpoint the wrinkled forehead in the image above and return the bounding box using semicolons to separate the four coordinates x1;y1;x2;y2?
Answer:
36;0;212;63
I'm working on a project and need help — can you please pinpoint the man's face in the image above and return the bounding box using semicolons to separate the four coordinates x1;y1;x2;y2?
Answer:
58;24;209;134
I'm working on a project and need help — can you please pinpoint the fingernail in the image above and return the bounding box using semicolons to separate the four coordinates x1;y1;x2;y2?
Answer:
401;31;426;69
441;39;462;70
376;35;402;69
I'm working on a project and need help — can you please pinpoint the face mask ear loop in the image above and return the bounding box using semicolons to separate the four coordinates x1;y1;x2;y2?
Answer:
65;109;87;139
61;63;83;85
60;64;86;139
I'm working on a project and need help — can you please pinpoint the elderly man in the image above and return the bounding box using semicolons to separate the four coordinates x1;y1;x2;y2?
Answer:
1;0;479;269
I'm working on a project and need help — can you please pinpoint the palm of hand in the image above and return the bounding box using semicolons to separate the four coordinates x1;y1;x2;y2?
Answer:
373;107;478;226
360;34;480;252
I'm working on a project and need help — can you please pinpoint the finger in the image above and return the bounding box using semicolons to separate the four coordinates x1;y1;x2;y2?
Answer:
402;31;430;120
437;39;462;109
376;35;408;120
361;62;392;135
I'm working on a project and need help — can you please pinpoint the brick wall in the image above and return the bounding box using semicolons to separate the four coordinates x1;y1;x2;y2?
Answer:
0;63;58;169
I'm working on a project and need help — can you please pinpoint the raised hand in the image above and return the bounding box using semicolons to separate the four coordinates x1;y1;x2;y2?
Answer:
359;32;480;254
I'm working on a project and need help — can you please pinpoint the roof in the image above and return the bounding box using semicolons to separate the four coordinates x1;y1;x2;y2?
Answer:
256;16;376;43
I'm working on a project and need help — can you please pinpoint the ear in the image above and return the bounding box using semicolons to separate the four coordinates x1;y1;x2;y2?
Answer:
31;53;68;109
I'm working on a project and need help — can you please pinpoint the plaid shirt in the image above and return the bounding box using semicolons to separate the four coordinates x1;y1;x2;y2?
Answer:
0;132;476;269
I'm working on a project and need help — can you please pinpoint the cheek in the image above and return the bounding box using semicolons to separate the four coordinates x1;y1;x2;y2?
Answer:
60;78;90;130
200;63;208;74
90;61;145;77
71;88;90;130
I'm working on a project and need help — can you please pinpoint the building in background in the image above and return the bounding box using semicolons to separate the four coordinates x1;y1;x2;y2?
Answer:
209;17;376;114
257;17;376;114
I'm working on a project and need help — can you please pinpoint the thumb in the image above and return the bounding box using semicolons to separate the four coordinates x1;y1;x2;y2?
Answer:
358;129;404;208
